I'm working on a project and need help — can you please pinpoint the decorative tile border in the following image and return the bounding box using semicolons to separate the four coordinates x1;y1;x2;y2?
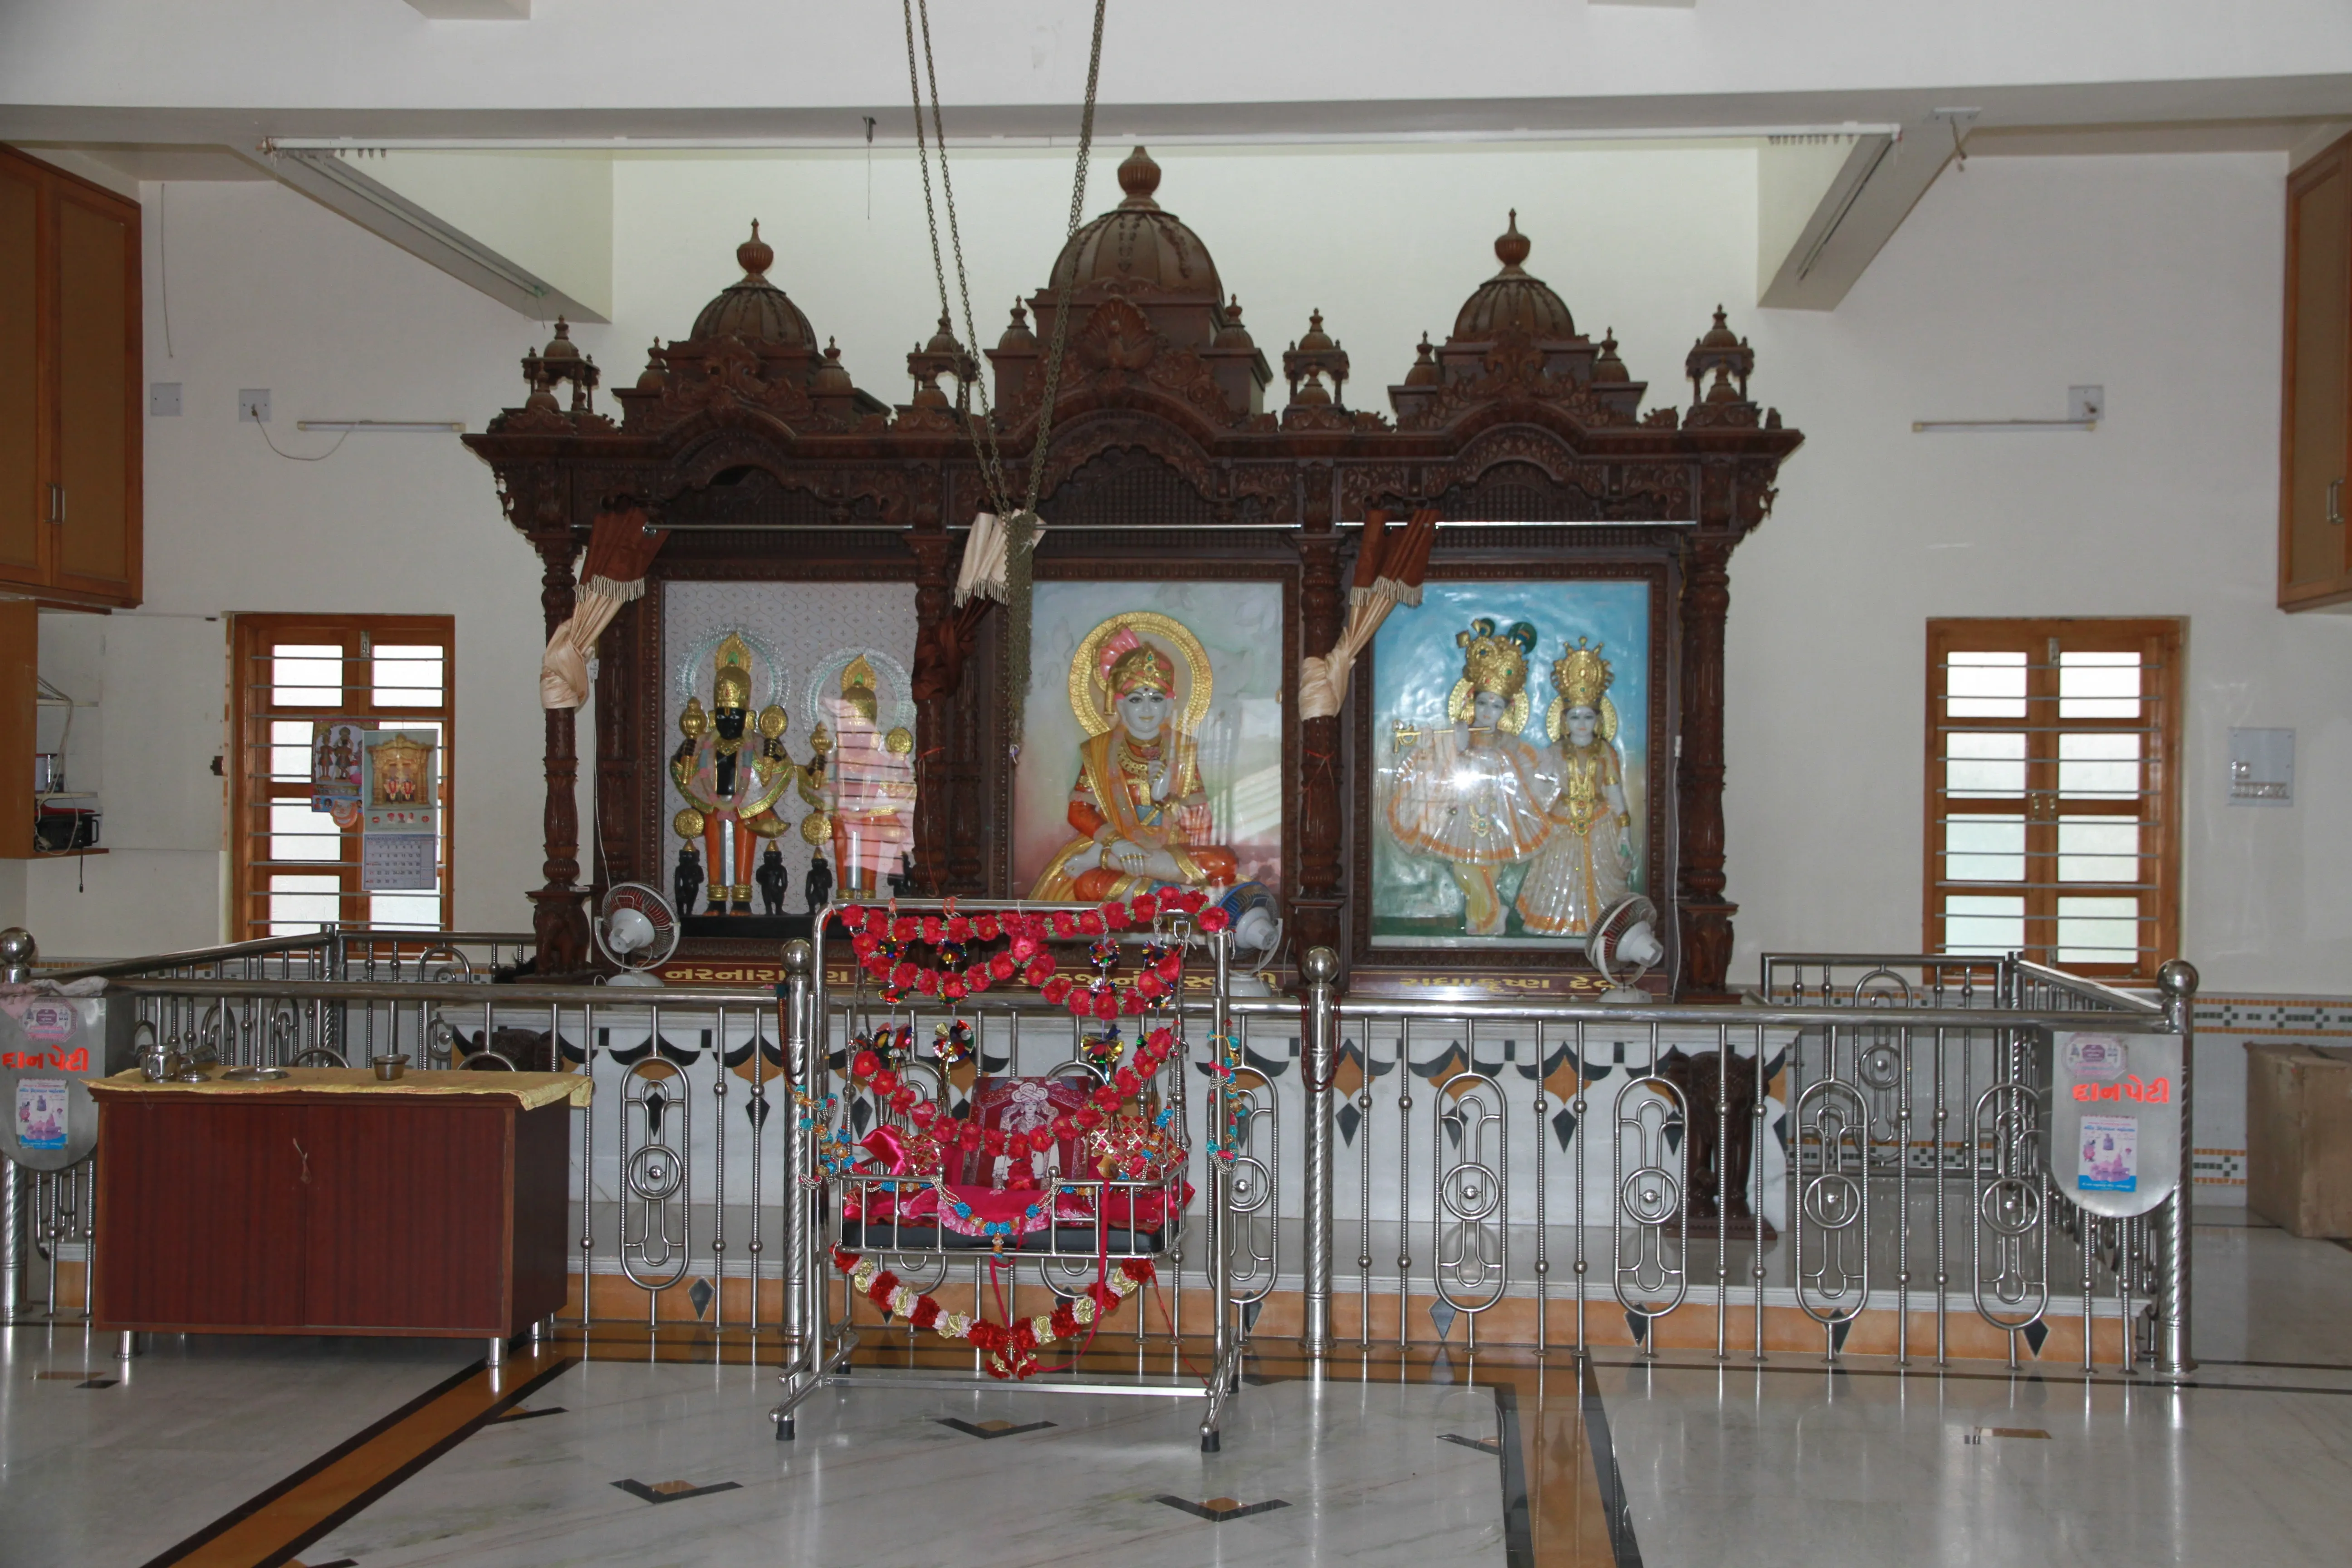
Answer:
2194;1147;2246;1187
2195;995;2352;1037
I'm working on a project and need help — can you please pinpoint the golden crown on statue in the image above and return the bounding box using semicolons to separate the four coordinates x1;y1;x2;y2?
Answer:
1551;635;1612;711
713;632;753;710
1455;617;1536;701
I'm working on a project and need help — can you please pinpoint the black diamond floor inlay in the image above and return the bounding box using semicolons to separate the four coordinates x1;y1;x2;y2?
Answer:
938;1417;1057;1440
1156;1495;1291;1523
490;1405;567;1423
1438;1432;1502;1455
612;1479;743;1505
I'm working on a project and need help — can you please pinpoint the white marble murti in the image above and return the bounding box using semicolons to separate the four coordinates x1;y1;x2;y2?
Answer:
658;579;920;911
309;1373;1511;1568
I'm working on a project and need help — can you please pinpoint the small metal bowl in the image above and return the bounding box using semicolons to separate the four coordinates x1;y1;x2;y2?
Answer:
372;1054;410;1082
221;1065;289;1083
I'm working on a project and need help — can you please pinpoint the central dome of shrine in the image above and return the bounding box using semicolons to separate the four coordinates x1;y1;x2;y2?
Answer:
691;221;818;348
1046;148;1223;304
1450;212;1575;341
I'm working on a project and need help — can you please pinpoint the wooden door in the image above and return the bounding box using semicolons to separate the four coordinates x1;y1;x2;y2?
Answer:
94;1099;309;1329
51;181;139;604
2283;138;2352;608
0;155;40;589
300;1099;512;1333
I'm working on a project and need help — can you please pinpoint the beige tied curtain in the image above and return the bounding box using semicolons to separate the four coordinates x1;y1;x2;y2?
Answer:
1297;507;1440;720
540;506;668;710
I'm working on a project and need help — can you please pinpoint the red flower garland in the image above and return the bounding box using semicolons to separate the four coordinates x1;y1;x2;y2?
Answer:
843;1025;1180;1165
834;1246;1154;1380
835;893;1229;1017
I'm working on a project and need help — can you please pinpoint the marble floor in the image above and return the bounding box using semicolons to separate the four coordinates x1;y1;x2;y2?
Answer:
3;1212;2350;1567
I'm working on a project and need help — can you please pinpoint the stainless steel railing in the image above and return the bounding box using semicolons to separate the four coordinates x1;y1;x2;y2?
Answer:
1;924;2198;1378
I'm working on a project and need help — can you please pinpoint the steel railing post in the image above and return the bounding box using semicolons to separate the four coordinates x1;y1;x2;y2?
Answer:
1301;946;1339;1362
2156;958;2199;1377
780;939;816;1349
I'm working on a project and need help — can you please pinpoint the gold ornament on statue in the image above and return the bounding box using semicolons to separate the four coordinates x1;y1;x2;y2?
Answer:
800;809;832;846
1446;617;1537;735
808;721;834;758
841;655;880;725
884;725;913;755
678;696;707;740
758;705;789;740
713;632;754;712
674;806;706;838
1544;636;1621;743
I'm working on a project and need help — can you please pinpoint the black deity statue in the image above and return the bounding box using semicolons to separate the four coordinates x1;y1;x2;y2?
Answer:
755;845;789;917
674;844;705;917
804;851;834;914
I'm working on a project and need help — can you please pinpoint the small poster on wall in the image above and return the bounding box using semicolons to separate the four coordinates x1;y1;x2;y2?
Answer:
15;1078;67;1152
362;730;439;835
309;718;364;809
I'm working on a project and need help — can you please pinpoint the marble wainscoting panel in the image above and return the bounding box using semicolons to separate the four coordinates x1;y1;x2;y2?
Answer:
1594;1358;2352;1568
309;1363;1513;1567
0;1329;480;1567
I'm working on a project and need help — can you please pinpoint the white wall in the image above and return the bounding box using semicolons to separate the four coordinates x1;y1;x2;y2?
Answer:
1727;152;2352;995
25;176;555;956
66;144;2352;999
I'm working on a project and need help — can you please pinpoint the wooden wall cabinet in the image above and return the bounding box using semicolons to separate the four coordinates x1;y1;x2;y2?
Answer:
2282;131;2352;610
0;144;142;610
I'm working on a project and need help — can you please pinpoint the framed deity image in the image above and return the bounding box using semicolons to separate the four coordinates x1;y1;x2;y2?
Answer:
1356;568;1671;960
1009;577;1291;904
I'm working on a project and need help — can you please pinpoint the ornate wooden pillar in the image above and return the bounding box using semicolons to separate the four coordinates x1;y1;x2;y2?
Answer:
906;485;952;897
528;490;592;975
1675;526;1737;1000
1294;466;1346;965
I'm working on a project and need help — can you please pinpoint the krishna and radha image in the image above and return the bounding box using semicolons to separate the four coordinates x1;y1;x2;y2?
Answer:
1372;579;1656;951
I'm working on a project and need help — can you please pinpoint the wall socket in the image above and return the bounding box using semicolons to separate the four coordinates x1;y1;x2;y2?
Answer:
2069;385;2104;423
237;389;271;424
148;382;181;417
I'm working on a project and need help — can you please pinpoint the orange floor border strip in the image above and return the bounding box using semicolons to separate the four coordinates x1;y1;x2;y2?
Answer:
139;1344;578;1568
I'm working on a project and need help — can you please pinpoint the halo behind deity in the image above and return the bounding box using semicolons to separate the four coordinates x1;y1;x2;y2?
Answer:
1068;613;1212;739
673;625;787;714
1545;693;1621;744
802;645;916;736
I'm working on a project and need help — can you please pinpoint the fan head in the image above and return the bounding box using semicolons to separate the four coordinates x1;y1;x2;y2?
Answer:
595;882;679;975
1589;893;1665;1002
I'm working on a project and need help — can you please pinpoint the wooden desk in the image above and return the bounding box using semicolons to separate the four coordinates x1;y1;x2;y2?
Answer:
88;1070;583;1341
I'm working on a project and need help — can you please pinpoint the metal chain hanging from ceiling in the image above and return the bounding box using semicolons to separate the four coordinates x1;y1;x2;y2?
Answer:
903;0;1107;754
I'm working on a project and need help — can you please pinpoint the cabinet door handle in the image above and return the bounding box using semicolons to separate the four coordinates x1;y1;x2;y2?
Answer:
47;484;62;525
291;1137;311;1184
2330;477;2344;527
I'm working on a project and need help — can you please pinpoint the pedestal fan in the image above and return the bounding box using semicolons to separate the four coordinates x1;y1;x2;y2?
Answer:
1588;894;1666;1004
594;882;680;986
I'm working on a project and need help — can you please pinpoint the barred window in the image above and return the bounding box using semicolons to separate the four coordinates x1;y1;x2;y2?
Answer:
228;614;455;938
1926;618;2182;981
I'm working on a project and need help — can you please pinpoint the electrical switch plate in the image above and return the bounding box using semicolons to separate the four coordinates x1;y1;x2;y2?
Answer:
2227;727;2293;807
148;382;181;416
237;389;271;424
2069;385;2103;422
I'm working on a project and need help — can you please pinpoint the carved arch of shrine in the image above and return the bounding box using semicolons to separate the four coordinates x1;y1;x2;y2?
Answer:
465;149;1801;996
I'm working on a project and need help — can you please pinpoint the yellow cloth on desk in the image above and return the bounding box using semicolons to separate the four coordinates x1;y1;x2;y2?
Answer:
91;1066;592;1110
